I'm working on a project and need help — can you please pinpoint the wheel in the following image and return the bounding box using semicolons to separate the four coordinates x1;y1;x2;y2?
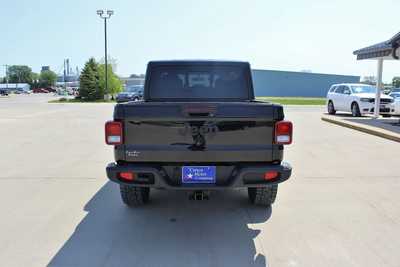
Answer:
327;101;336;115
248;185;278;206
119;185;150;207
351;102;361;117
134;97;139;101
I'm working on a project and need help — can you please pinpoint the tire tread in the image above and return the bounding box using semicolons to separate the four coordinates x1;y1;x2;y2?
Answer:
248;185;278;206
120;185;150;207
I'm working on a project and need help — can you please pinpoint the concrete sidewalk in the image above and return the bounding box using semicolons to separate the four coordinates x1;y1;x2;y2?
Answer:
321;114;400;142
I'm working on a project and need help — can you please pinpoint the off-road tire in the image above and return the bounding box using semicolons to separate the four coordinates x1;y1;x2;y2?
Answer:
120;185;150;207
327;101;336;115
248;185;278;206
351;102;361;117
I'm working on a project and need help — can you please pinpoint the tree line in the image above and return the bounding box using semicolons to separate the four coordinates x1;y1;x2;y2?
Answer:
1;65;57;89
393;77;400;88
362;76;400;88
1;58;123;100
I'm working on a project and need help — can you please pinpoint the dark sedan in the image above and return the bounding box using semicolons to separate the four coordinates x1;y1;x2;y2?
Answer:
0;89;9;96
116;86;143;103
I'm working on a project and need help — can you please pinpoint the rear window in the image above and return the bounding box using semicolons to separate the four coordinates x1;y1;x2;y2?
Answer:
147;65;249;100
334;86;344;94
329;86;337;92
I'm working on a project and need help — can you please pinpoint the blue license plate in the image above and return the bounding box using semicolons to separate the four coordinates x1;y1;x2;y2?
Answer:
182;166;216;184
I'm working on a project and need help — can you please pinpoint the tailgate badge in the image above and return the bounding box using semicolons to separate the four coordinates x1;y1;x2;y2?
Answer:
126;150;140;157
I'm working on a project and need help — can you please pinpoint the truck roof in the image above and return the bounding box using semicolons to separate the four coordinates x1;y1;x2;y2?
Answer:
147;60;250;67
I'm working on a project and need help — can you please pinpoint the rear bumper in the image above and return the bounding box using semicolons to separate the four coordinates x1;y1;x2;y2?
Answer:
106;162;292;190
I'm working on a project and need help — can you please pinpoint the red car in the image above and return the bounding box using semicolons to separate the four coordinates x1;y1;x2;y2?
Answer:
32;88;50;93
45;87;57;93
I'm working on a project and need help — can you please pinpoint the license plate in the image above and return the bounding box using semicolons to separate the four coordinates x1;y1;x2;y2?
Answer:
380;105;387;108
182;166;216;184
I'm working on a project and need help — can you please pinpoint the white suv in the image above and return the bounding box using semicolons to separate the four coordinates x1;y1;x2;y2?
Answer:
326;83;394;117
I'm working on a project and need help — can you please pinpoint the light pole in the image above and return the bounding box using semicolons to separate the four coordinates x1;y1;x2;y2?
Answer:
97;9;114;98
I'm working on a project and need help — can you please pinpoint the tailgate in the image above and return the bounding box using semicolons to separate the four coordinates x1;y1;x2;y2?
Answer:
114;102;283;163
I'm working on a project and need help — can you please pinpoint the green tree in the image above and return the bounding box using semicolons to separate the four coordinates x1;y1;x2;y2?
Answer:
79;58;100;101
99;64;123;97
39;70;57;88
7;65;34;84
31;72;39;82
392;76;400;88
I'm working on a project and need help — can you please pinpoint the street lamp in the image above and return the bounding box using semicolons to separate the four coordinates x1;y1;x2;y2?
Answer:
97;9;114;98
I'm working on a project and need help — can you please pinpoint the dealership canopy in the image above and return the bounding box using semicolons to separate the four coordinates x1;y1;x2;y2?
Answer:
353;31;400;117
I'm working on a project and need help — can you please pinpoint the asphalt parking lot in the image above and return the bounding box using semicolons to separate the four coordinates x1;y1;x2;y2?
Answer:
1;94;400;267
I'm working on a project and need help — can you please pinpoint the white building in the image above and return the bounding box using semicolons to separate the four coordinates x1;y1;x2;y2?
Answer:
0;83;30;92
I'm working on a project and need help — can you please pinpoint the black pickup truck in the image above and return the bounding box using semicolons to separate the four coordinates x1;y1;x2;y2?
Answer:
106;60;292;207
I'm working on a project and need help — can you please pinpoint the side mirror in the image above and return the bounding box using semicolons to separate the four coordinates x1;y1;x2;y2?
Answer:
344;90;351;95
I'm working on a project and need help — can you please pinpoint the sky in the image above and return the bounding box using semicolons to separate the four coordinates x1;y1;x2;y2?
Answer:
1;0;400;82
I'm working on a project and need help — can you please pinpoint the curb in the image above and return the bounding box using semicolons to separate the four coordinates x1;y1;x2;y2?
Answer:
321;115;400;143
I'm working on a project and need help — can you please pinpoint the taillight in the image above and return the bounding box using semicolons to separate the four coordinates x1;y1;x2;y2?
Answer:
264;171;278;181
119;172;135;182
275;121;293;145
105;121;123;145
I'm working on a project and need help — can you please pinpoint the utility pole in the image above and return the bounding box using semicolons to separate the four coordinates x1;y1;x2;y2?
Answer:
66;59;69;76
97;9;114;98
63;59;67;91
2;65;9;91
17;75;20;92
5;65;8;91
16;69;20;92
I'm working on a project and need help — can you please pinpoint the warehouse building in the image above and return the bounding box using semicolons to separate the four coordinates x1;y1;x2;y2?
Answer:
118;69;360;97
252;69;360;97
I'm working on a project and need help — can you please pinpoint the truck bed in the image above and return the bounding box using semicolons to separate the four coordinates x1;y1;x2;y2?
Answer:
113;101;285;163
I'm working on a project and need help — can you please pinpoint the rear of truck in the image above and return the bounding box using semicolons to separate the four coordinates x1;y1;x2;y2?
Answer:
106;61;292;206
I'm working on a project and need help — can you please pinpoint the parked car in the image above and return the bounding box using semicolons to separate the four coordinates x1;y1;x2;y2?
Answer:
32;88;49;93
326;83;394;117
389;92;400;115
390;88;400;94
45;87;57;93
116;85;143;103
0;89;8;96
105;60;293;207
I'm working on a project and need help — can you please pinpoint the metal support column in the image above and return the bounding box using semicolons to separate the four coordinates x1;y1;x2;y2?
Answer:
374;58;383;118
